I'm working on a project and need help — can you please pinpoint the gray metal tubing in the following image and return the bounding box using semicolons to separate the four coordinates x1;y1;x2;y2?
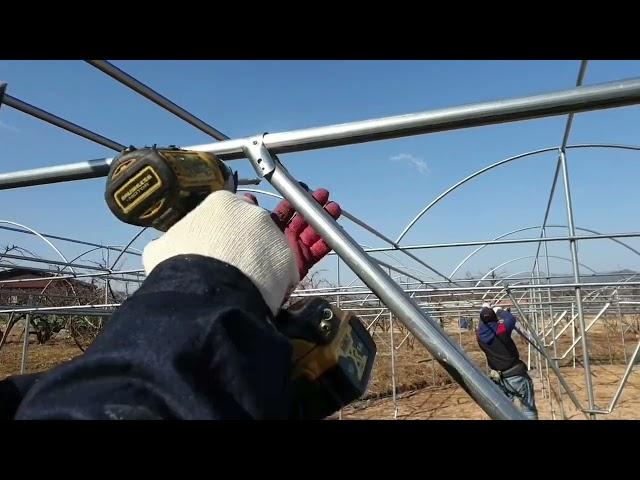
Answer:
561;61;589;151
0;252;126;273
574;338;640;415
608;339;640;411
0;303;120;314
473;255;598;287
298;271;640;292
348;231;640;256
396;147;560;245
543;310;568;339
108;228;147;270
531;159;562;274
0;269;145;286
448;223;640;280
556;303;611;359
397;143;640;247
0;262;143;283
252;78;640;157
1;94;125;151
262;158;525;420
86;60;229;141
373;258;429;284
0;154;259;188
0;224;143;256
506;290;587;417
20;311;30;374
4;78;640;188
559;150;596;418
341;210;458;285
532;61;588;276
238;187;454;285
290;281;640;298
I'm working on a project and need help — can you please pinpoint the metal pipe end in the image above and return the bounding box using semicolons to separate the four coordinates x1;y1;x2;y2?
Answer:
0;82;7;109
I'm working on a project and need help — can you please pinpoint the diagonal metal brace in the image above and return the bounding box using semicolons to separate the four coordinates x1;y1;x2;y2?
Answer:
243;137;526;420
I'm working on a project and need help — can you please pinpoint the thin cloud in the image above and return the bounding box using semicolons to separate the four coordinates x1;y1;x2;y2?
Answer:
0;120;20;133
390;153;429;175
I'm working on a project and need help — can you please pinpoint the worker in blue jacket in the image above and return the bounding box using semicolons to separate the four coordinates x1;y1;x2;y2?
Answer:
476;306;538;420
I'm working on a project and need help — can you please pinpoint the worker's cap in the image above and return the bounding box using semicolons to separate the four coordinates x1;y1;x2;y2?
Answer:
493;306;503;314
480;307;497;323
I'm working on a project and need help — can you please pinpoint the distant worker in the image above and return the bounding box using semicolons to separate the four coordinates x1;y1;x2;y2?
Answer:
476;305;538;420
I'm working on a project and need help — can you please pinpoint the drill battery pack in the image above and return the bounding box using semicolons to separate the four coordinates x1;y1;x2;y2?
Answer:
275;298;377;419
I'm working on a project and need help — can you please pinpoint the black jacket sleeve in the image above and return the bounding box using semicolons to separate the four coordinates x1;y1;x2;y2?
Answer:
13;255;294;420
0;373;42;420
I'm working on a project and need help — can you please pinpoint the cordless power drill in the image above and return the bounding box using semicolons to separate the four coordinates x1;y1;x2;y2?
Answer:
105;145;238;232
104;146;376;418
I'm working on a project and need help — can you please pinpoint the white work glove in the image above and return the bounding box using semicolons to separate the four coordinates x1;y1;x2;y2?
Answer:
142;190;300;315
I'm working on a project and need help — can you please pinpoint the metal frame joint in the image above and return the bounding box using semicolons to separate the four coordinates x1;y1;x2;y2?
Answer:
243;134;277;178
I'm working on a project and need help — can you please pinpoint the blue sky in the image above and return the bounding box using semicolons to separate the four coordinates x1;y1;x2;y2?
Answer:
2;60;640;286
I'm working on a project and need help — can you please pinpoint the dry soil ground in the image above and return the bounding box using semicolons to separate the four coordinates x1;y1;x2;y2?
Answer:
1;320;638;420
341;364;640;420
0;340;80;378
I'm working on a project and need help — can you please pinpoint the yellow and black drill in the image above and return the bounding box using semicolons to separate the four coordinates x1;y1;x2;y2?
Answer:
105;145;238;232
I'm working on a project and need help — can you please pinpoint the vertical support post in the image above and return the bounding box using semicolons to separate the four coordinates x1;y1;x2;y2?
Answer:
337;257;342;421
559;150;596;418
21;315;30;374
530;284;545;399
105;249;110;304
536;263;554;415
616;289;627;364
572;303;577;369
605;311;613;365
543;229;565;417
0;311;16;351
389;311;398;419
20;296;33;374
245;140;525;420
431;353;436;386
527;312;532;370
336;257;341;309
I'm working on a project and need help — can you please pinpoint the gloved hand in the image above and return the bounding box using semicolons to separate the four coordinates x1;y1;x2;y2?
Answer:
142;190;299;316
244;188;342;280
143;187;342;316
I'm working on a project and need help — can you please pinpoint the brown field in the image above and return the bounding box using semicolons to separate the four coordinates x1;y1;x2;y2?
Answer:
0;340;81;378
338;316;640;420
342;364;640;420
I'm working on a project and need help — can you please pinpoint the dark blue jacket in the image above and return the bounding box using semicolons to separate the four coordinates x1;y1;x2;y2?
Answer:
476;309;524;374
0;255;295;419
477;310;517;343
